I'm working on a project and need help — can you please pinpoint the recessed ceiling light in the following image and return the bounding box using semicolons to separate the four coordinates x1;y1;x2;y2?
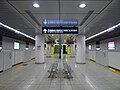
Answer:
33;3;40;8
79;3;86;8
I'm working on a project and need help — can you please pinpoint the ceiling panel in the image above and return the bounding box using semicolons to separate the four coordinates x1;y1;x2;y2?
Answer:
0;0;35;38
23;13;92;25
86;27;120;44
85;0;120;38
9;1;59;13
8;0;110;32
60;1;110;13
0;27;35;43
60;14;86;21
23;13;59;28
1;0;117;42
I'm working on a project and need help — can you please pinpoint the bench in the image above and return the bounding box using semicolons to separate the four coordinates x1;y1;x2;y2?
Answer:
62;61;73;79
48;61;58;78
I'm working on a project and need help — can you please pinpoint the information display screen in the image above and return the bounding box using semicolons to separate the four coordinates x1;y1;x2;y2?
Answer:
14;42;20;49
108;41;115;50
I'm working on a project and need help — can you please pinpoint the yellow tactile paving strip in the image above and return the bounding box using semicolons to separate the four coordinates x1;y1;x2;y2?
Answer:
103;66;120;75
88;60;120;75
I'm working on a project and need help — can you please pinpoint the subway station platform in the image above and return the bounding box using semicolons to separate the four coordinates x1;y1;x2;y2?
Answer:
0;55;120;90
0;0;120;90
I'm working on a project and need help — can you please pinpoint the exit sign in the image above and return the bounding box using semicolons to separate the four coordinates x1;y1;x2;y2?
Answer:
42;27;78;34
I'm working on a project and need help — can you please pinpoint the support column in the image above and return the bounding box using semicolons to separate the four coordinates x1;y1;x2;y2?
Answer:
76;35;86;64
35;34;44;64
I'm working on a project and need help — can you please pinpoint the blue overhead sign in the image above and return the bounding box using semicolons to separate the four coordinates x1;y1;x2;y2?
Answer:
42;19;78;26
42;27;78;34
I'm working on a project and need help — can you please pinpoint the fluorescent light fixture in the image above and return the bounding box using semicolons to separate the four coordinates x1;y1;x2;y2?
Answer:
88;45;92;50
0;22;35;40
96;47;100;51
86;23;120;41
0;47;2;50
33;3;40;8
79;3;86;8
26;48;29;50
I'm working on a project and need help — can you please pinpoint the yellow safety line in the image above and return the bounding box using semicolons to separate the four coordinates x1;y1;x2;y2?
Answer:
103;66;120;75
88;60;120;75
14;63;24;68
88;60;95;63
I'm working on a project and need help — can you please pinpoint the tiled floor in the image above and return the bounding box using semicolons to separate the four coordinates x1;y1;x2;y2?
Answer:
0;55;120;90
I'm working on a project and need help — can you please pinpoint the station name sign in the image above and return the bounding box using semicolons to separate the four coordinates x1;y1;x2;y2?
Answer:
42;27;78;34
42;19;78;26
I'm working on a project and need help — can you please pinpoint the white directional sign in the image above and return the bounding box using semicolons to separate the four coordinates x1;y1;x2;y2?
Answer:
42;27;78;34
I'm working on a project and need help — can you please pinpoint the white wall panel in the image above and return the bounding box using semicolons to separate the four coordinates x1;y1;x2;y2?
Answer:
31;51;35;59
92;51;96;61
2;37;14;50
88;51;96;61
96;51;108;66
23;51;31;62
14;51;24;64
3;51;12;70
88;51;92;60
12;51;15;65
87;36;120;69
108;52;120;70
0;52;4;71
2;36;26;50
